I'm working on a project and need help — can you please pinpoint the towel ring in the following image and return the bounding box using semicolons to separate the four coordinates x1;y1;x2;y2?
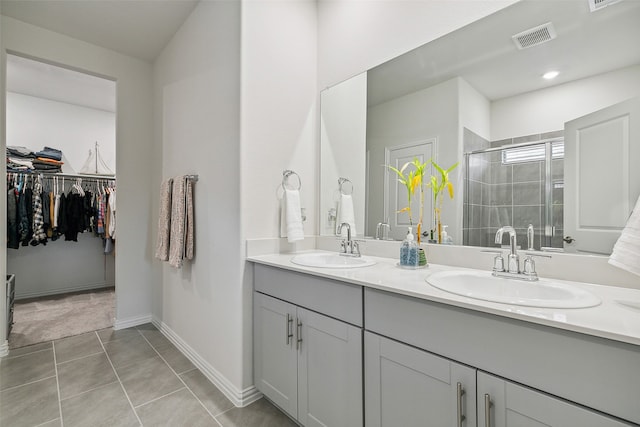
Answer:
338;177;353;195
282;170;301;191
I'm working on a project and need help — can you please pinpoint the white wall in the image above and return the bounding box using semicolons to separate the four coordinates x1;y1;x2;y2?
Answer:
153;0;318;404
367;78;461;241
492;65;640;140
317;0;518;89
6;92;116;173
320;72;367;237
7;235;115;299
241;0;318;241
153;0;248;402
240;0;317;397
1;16;155;333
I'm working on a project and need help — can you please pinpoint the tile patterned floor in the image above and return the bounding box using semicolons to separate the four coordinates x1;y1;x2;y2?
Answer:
0;324;298;427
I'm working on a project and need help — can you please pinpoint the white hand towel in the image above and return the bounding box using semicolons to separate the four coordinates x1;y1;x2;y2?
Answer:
285;189;304;243
609;195;640;277
336;194;357;237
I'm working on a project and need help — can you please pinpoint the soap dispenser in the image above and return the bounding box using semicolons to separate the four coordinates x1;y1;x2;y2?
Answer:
442;225;453;244
400;227;419;267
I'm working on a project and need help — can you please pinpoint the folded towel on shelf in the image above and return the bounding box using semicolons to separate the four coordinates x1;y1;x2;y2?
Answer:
284;189;304;243
336;193;357;237
609;195;640;277
155;178;173;261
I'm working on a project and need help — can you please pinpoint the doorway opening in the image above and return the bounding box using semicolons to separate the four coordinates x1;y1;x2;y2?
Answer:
5;53;117;349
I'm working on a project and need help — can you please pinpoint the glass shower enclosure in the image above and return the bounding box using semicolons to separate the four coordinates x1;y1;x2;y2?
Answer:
463;138;564;251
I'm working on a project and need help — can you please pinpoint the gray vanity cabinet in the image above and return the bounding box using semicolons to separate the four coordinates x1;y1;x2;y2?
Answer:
365;331;477;427
253;264;364;427
477;372;631;427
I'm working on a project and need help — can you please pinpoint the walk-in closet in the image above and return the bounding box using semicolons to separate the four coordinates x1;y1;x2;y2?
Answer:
5;54;117;349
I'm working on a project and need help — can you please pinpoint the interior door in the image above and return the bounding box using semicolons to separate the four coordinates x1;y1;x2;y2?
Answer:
564;97;640;254
384;140;435;241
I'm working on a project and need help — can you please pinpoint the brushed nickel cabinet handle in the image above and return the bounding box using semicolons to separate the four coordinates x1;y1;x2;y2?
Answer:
456;382;466;427
285;313;293;345
484;393;493;427
296;319;302;350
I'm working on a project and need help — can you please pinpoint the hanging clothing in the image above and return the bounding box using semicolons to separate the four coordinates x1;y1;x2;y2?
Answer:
20;188;33;247
7;188;20;249
108;189;116;238
30;182;48;246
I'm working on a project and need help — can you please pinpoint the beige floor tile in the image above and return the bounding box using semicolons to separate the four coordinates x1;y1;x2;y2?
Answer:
54;332;103;364
60;381;139;427
0;348;55;390
157;344;195;374
57;353;118;399
97;327;141;344
216;398;298;427
103;334;157;369
136;388;218;426
180;369;234;417
6;341;53;359
116;355;183;407
0;377;59;427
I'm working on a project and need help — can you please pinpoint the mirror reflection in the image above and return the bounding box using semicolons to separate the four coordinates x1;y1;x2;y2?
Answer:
320;0;640;255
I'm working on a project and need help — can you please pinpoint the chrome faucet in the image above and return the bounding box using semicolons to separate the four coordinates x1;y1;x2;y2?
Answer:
489;225;551;281
338;222;361;257
495;226;519;274
375;221;391;240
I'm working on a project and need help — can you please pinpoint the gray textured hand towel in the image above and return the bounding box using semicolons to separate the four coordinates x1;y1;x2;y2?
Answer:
155;178;173;261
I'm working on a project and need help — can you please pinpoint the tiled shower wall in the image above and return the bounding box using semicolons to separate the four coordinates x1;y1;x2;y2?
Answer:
463;129;564;250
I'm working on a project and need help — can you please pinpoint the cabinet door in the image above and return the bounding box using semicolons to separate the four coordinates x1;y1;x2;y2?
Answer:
478;371;632;427
254;292;298;419
365;332;476;427
297;307;363;427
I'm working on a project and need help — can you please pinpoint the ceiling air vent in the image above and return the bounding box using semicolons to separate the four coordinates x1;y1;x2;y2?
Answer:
512;22;557;50
589;0;623;12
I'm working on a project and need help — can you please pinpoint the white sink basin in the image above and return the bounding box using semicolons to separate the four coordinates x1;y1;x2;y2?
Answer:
291;252;376;269
426;270;600;309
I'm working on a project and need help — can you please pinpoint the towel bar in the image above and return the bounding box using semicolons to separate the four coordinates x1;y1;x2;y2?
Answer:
338;177;353;195
282;170;301;191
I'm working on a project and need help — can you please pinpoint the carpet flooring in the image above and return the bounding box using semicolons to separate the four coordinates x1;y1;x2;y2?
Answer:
8;287;115;349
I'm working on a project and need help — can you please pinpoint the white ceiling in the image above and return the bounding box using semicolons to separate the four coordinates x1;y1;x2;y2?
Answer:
367;0;640;106
0;0;199;62
7;53;116;112
2;0;200;111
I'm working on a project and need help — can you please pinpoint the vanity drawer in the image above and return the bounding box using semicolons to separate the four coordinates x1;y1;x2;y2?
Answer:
365;287;640;425
254;264;362;326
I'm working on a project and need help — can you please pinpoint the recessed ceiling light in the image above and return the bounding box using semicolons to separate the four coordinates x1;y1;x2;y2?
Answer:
543;71;559;80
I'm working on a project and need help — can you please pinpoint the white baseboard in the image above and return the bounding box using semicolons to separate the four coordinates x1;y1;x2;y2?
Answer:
0;339;8;357
114;313;153;330
15;282;115;300
152;317;262;407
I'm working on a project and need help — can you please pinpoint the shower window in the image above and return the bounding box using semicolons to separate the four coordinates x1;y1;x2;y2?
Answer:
463;137;564;251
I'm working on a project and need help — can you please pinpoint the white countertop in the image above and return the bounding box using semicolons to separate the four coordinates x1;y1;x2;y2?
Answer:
248;251;640;347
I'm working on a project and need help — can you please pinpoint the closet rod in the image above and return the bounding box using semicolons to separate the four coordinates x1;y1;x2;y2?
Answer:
7;171;116;180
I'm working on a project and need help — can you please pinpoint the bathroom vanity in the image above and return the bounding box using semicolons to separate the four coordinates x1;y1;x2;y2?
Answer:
250;252;640;427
